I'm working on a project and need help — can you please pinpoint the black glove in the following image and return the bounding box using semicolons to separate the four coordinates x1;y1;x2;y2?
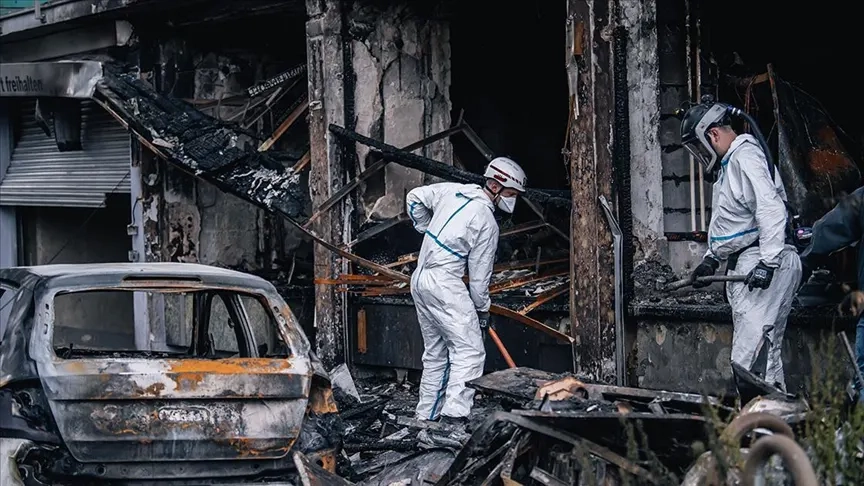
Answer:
690;256;719;288
839;291;864;317
745;261;775;291
477;311;490;330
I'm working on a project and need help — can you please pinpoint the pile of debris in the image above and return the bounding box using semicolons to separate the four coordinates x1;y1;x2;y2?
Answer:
296;366;828;485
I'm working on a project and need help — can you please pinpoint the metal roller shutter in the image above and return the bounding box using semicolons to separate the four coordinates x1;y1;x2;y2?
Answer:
0;100;131;208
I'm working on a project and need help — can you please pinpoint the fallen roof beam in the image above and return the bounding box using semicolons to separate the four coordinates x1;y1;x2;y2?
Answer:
304;123;472;230
329;125;571;208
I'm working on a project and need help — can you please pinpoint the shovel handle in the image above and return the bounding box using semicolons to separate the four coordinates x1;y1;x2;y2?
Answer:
664;275;748;292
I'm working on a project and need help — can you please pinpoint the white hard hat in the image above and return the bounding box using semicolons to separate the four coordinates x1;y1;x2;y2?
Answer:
483;157;527;193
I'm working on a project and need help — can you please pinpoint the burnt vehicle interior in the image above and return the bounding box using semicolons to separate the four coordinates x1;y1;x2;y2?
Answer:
52;288;288;359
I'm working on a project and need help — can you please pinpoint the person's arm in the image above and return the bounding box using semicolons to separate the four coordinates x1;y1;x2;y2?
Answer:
405;185;439;234
467;217;499;313
736;146;788;267
802;187;864;259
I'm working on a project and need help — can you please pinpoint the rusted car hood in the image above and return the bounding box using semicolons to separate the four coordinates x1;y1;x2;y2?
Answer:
38;357;312;463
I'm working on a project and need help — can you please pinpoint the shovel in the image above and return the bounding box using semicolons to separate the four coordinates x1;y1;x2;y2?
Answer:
663;275;747;292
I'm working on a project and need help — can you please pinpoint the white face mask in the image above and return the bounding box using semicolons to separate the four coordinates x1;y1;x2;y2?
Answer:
497;195;517;213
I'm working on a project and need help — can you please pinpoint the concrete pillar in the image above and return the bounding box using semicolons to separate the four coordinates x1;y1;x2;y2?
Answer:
620;0;664;263
306;0;349;369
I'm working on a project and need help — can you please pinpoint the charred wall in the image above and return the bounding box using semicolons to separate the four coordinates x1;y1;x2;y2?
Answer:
348;1;453;222
632;308;855;397
620;0;664;264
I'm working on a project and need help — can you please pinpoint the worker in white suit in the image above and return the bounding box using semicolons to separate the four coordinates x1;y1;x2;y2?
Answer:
406;157;527;425
680;98;802;392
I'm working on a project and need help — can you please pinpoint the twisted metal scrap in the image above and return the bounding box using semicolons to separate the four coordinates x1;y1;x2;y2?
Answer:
683;411;817;485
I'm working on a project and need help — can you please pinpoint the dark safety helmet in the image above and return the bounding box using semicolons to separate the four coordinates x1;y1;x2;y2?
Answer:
679;95;732;173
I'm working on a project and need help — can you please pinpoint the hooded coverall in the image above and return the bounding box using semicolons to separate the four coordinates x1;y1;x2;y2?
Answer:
708;134;802;391
800;186;864;401
406;182;499;420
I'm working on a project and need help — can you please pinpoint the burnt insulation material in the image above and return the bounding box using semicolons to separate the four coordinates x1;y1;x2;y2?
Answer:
95;64;310;222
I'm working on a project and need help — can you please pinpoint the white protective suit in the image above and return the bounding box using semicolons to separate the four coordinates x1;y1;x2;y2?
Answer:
406;182;499;420
706;134;802;391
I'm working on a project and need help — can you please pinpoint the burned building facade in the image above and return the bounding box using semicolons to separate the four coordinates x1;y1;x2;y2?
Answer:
0;0;860;397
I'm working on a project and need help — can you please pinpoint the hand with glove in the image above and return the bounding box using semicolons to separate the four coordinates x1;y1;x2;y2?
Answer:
477;311;490;330
839;290;864;317
690;256;719;288
745;261;775;291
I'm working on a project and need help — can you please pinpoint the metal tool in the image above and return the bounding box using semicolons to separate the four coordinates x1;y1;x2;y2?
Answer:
664;274;747;292
599;195;625;386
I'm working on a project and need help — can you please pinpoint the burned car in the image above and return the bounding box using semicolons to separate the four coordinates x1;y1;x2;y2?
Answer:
0;263;341;485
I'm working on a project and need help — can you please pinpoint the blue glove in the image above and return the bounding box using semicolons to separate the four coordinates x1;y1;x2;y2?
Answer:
477;311;490;329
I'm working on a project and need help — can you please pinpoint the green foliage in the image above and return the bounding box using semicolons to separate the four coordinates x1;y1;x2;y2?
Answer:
804;331;864;485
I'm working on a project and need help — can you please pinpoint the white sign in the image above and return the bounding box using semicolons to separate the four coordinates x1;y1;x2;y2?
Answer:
0;61;103;98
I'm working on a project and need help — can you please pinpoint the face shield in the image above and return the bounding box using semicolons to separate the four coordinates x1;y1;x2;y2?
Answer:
680;103;729;173
683;137;717;171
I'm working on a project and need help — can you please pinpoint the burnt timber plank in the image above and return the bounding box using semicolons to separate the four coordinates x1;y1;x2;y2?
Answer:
567;0;617;382
328;124;571;208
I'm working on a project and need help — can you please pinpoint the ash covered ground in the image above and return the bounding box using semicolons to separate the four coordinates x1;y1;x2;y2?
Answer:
330;375;512;481
632;260;725;306
330;372;622;483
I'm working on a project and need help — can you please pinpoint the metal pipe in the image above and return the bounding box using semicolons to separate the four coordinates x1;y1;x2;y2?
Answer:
694;10;707;232
685;0;697;233
34;0;45;22
599;195;625;386
742;435;818;486
698;164;706;231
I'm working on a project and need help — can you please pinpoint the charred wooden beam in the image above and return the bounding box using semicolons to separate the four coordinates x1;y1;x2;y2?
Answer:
517;284;569;315
489;269;570;295
566;0;616;381
328;124;571;208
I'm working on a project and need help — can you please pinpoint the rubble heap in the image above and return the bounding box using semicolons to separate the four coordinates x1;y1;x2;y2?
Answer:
295;366;832;485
